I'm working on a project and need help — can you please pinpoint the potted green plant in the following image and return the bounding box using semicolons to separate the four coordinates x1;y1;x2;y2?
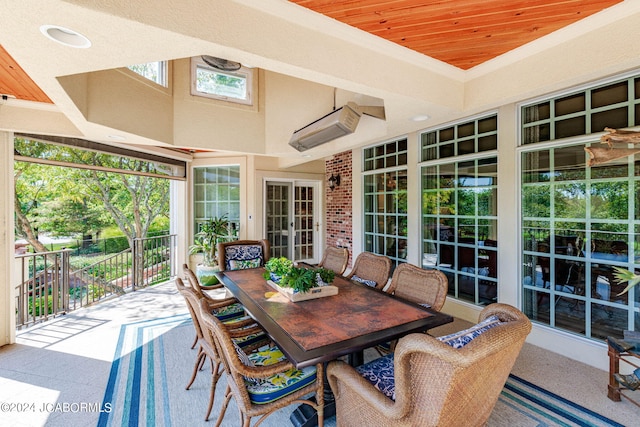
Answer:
612;267;640;296
189;215;231;285
263;257;294;283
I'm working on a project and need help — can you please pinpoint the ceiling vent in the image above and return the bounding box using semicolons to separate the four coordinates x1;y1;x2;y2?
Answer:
289;102;385;152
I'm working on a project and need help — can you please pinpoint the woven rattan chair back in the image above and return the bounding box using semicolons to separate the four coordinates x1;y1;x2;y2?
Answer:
345;252;392;290
183;263;213;298
386;263;448;312
197;298;325;427
318;246;349;275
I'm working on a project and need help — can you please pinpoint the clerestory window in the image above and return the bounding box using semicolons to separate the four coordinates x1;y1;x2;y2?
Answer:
191;57;253;105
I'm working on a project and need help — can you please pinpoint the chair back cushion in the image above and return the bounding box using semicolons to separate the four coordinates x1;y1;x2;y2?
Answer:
351;274;377;288
224;244;265;270
346;252;392;290
436;314;502;349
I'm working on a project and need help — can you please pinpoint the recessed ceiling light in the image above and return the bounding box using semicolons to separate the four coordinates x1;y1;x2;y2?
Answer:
107;134;126;141
302;154;312;158
411;114;430;122
40;25;91;48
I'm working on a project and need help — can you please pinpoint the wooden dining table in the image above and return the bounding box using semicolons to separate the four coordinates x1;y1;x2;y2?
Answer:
216;267;453;369
216;266;453;426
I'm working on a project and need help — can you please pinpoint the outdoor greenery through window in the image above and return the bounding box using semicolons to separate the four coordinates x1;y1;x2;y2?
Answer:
191;57;253;105
127;61;168;87
420;113;498;306
193;166;241;241
521;143;640;341
421;157;498;306
363;138;408;267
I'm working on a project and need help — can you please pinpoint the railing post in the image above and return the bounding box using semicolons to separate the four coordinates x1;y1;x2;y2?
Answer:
132;236;145;291
132;236;138;291
62;250;70;312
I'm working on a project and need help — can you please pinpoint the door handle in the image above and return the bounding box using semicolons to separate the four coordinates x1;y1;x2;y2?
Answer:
316;222;319;231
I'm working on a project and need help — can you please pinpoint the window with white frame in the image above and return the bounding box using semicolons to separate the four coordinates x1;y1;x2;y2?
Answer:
193;165;240;240
363;138;408;268
127;61;168;87
520;74;640;341
420;114;498;306
191;57;253;105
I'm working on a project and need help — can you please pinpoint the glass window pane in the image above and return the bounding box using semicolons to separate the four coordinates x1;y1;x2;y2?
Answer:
478;115;498;133
523;103;550;123
555;93;585;116
458;121;475;138
522;184;551;217
478;134;497;151
592;81;628;109
590;181;629;220
522;150;551;183
553;182;587;218
592;106;629;133
554;146;586;181
440;127;454;142
555;116;586;139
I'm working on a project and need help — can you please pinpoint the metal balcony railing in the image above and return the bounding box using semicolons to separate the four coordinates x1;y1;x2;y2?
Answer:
14;234;177;329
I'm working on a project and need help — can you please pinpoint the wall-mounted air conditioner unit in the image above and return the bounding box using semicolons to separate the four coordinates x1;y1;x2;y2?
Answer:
288;103;362;152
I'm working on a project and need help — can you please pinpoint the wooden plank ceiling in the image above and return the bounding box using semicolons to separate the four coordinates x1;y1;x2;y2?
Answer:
290;0;623;70
0;45;51;103
0;1;623;104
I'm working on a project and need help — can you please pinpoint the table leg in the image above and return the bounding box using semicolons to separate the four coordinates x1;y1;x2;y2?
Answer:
290;352;364;426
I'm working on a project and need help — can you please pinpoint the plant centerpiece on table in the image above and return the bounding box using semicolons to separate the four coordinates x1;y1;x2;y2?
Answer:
188;215;232;286
263;257;294;283
264;257;335;294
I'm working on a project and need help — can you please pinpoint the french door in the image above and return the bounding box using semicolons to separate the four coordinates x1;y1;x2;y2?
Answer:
264;180;320;263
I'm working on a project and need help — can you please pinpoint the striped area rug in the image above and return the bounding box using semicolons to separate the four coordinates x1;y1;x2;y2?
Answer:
98;315;624;427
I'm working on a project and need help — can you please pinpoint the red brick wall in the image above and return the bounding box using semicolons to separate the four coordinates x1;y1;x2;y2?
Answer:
325;151;353;266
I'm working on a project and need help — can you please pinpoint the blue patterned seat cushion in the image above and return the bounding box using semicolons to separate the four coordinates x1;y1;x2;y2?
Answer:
357;315;504;401
212;302;245;322
225;245;264;270
240;346;318;404
351;275;377;288
356;354;396;400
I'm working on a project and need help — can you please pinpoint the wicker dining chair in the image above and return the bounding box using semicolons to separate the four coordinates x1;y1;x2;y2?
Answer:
377;263;448;354
386;263;448;312
177;279;269;421
198;298;325;427
345;252;392;290
317;246;349;275
183;263;244;349
327;303;532;427
217;239;271;272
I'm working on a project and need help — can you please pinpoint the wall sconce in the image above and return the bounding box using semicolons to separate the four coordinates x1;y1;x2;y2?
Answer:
328;173;341;191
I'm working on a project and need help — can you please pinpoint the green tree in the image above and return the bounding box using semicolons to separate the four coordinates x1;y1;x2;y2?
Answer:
14;138;170;250
14;161;49;252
